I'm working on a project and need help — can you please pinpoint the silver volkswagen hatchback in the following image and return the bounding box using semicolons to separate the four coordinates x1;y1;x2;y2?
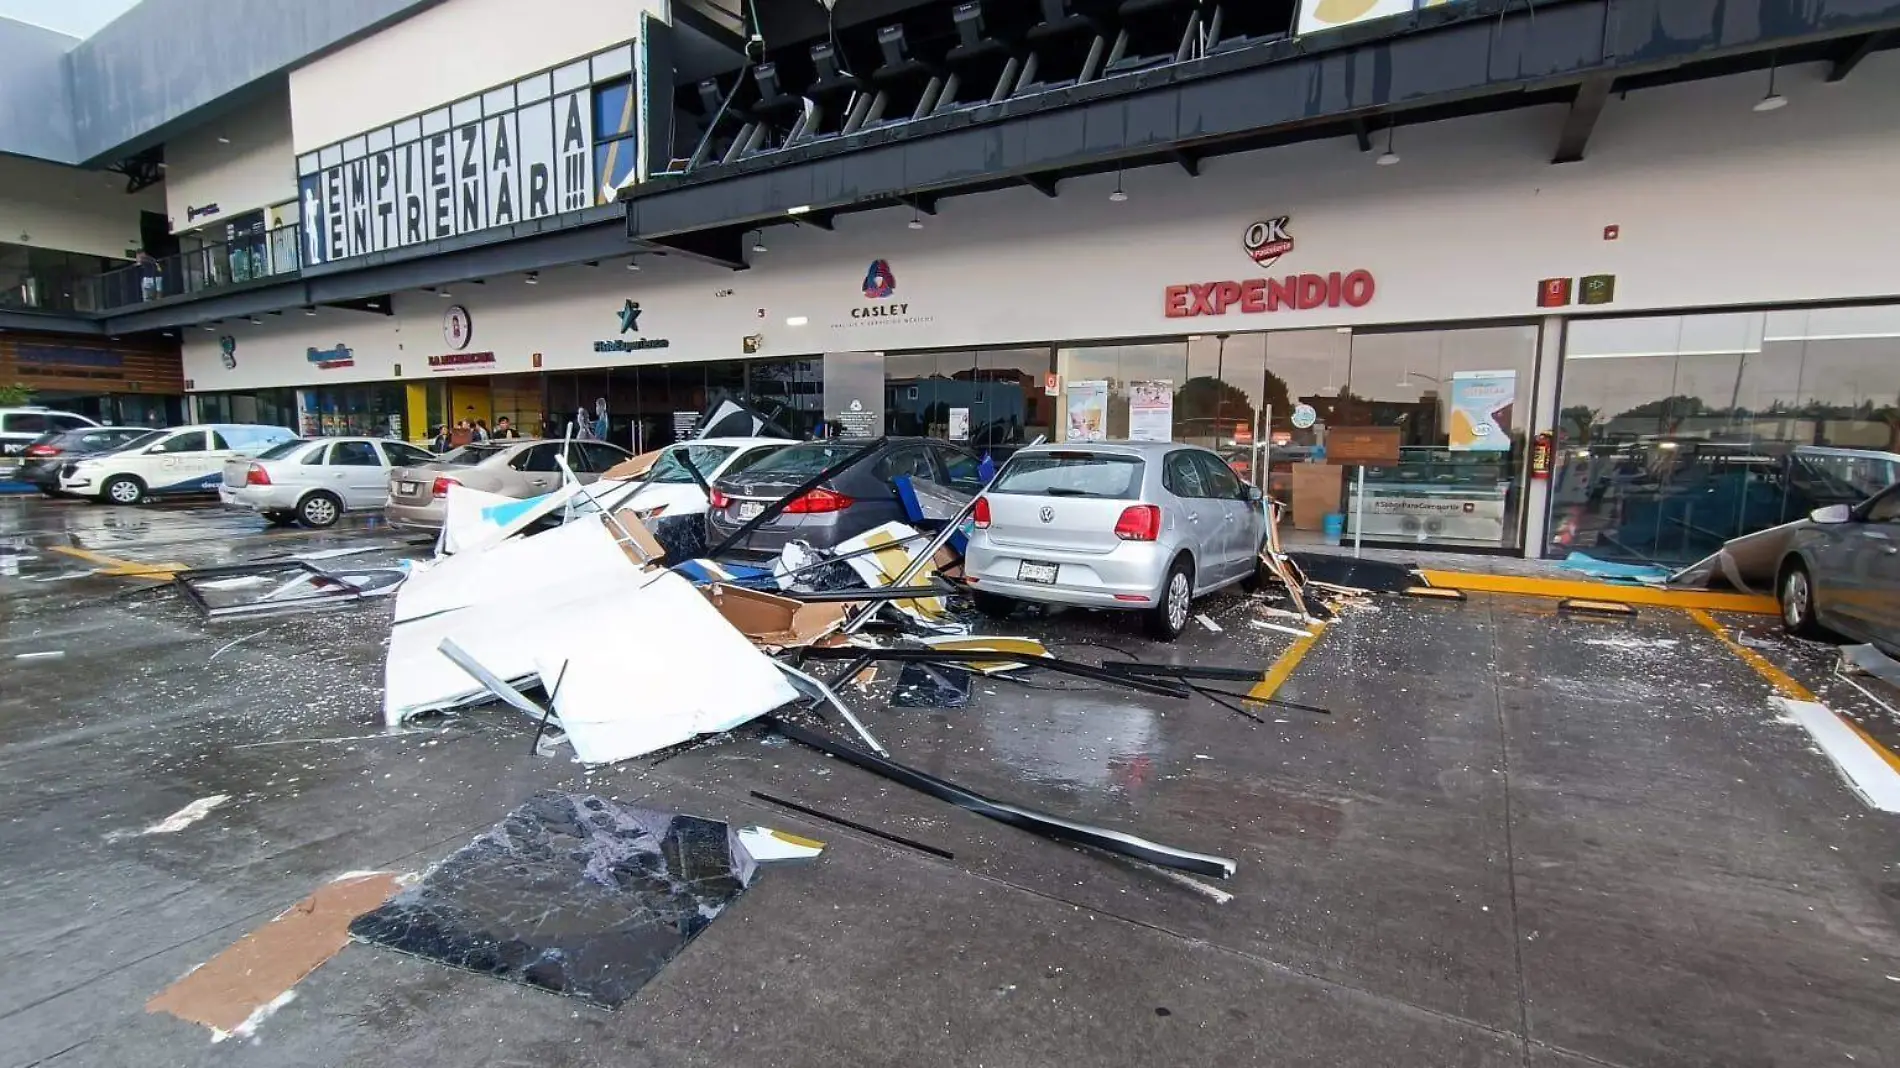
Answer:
964;441;1266;639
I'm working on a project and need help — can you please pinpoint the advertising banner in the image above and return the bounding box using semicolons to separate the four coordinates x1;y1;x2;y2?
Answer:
1128;381;1174;443
1448;369;1516;452
1296;0;1424;37
1066;380;1109;442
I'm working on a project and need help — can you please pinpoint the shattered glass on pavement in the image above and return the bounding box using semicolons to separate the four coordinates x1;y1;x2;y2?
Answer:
348;792;761;1008
892;661;973;708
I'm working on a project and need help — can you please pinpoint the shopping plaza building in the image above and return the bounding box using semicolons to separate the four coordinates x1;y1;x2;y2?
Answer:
2;0;1898;562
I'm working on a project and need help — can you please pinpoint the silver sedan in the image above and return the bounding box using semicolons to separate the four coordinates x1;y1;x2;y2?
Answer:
220;436;437;527
386;439;633;530
963;441;1266;640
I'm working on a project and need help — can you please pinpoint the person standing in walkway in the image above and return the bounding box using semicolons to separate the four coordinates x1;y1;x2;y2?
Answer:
473;419;489;443
492;416;519;440
431;425;451;453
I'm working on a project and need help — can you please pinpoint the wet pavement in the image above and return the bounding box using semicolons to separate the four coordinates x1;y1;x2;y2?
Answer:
1;493;1898;1068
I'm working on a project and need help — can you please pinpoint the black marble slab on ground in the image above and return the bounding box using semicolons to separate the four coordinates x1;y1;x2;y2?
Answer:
348;792;759;1008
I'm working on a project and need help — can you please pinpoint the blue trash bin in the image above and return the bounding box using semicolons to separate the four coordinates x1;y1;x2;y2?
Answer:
1322;512;1345;546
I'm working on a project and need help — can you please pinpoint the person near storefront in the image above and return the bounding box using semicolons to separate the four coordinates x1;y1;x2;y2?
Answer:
492;417;520;440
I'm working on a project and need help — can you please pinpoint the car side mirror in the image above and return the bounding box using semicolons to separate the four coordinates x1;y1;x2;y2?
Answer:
145;445;165;454
1810;504;1854;524
1244;484;1263;502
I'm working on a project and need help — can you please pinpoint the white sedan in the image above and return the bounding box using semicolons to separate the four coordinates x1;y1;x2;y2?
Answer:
220;436;438;527
592;437;794;519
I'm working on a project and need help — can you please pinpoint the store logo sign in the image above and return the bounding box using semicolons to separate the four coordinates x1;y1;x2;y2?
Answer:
218;335;237;370
862;259;896;299
846;259;930;326
443;304;473;350
1243;217;1294;268
186;202;221;222
428;351;497;371
595;299;670;353
307;343;355;369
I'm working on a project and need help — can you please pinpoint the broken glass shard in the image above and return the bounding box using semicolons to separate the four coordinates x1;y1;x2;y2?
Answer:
348;792;763;1008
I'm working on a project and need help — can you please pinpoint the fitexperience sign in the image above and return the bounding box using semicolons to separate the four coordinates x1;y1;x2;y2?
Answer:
297;41;637;267
1165;215;1376;319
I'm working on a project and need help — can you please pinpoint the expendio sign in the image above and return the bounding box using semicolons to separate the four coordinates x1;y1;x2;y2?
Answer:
1164;215;1376;318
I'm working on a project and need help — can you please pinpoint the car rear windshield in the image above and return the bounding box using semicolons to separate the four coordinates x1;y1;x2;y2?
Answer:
255;438;312;461
991;452;1144;499
735;442;867;480
647;444;735;484
439;444;507;466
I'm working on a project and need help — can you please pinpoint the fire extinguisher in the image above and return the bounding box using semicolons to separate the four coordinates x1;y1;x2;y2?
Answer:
1530;431;1555;480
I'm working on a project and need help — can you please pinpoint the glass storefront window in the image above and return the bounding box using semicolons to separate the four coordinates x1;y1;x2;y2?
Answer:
1056;342;1188;441
1550;303;1900;564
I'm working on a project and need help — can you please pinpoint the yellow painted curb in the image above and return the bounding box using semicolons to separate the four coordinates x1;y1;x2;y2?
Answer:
1419;569;1779;615
1249;623;1328;702
1688;609;1900;775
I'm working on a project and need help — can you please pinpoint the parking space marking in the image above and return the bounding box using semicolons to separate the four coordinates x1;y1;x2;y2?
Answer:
1689;609;1900;777
1249;624;1328;703
46;545;185;580
1420;570;1778;615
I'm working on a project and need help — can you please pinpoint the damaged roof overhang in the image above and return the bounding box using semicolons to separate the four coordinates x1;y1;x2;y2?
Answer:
626;0;1900;248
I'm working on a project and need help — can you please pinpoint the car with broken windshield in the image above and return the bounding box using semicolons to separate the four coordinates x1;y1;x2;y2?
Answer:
385;438;633;530
963;441;1266;639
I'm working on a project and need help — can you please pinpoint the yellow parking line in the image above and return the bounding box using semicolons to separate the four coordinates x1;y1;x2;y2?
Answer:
47;545;185;580
1688;609;1900;775
1249;623;1327;702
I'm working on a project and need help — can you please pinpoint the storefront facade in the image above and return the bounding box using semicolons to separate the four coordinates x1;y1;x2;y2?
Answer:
2;330;184;426
182;55;1900;558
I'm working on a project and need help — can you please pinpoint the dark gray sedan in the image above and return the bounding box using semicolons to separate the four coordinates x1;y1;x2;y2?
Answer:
17;427;151;494
1777;483;1900;655
705;437;983;555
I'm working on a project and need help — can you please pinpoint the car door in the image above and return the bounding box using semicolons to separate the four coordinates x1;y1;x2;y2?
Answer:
508;443;563;496
1160;450;1220;586
577;442;631;484
930;446;987;495
1850;488;1900;638
146;429;213;492
1191;450;1250;580
324;440;386;508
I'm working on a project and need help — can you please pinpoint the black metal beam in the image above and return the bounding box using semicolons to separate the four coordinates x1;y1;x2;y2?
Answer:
636;228;749;271
897;194;938;215
1826;30;1890;81
1021;174;1060;198
1353;118;1373;153
1551;75;1614;165
798;211;836;231
1170;149;1200;177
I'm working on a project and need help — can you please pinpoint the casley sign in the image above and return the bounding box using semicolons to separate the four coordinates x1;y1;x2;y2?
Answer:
1164;215;1375;318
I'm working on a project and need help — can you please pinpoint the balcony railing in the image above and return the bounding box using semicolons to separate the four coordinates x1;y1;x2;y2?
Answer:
89;223;305;313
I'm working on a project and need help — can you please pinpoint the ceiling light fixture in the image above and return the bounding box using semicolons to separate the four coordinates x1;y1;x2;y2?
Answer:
1754;59;1788;112
247;316;261;324
752;231;769;253
304;307;317;316
786;315;809;326
201;324;216;331
524;271;540;285
1109;170;1128;203
217;136;231;145
366;301;381;309
1377;125;1400;166
627;257;641;271
437;288;451;298
907;207;924;230
787;204;812;216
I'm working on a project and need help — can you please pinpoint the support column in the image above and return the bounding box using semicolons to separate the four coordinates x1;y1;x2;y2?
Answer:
1520;315;1566;558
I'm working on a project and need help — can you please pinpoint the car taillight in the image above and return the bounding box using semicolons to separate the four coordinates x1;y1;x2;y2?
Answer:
709;489;731;509
431;476;460;498
23;444;58;457
972;496;992;528
1114;504;1162;541
245;463;271;486
783;488;854;514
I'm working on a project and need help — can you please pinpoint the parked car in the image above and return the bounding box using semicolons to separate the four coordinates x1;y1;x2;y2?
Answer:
1;408;100;479
59;423;298;504
1777;483;1900;656
385;438;633;530
16;426;151;494
963;442;1266;640
220;436;438;527
596;438;795;520
704;437;983;555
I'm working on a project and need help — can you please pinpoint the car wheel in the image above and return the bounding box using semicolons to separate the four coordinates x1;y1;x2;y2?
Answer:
298;492;343;528
102;475;144;505
973;591;1017;619
1778;561;1819;636
1145;556;1194;641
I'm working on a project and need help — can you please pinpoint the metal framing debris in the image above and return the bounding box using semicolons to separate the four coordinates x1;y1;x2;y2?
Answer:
775;584;955;603
775;660;889;757
748;790;955;860
799;646;1190;699
771;717;1238;880
175;561;403;620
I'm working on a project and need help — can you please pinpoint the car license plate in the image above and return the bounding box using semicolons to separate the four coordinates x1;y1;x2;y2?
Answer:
399;480;420;495
736;500;765;521
1018;560;1058;585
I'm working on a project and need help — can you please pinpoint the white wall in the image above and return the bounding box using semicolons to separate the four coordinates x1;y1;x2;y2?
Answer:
165;91;297;234
0;156;162;258
188;54;1900;389
288;0;667;152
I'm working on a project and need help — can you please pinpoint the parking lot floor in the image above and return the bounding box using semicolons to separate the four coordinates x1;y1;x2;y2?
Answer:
1;495;1897;1068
